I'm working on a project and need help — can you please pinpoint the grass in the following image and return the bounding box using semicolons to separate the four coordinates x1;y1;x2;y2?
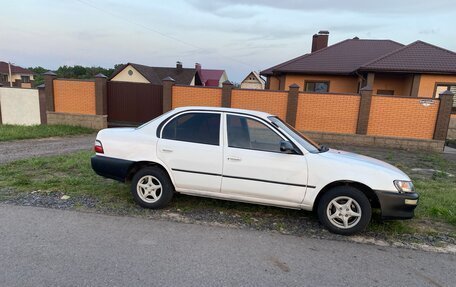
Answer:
0;124;95;141
0;148;455;239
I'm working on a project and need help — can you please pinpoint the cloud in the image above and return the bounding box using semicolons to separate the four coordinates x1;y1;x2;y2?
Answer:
187;0;455;14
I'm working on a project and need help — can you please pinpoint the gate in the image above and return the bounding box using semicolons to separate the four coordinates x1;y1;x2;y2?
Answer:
107;81;163;126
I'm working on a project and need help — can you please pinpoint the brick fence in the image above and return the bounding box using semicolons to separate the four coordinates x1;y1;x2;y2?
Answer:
163;79;454;151
44;72;107;129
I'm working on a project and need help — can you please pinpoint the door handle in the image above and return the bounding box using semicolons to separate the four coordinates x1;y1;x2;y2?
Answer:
161;148;173;153
227;156;241;161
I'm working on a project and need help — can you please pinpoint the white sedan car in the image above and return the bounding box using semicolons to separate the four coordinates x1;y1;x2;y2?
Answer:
91;107;418;235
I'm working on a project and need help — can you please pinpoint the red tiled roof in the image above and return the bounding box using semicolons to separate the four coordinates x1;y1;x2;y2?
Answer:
200;69;225;86
359;41;456;74
0;61;34;75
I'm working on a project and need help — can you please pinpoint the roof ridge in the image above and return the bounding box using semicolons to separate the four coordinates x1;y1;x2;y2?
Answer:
361;40;456;69
201;68;225;72
261;39;352;74
128;63;159;83
414;40;456;56
360;41;416;68
241;71;265;84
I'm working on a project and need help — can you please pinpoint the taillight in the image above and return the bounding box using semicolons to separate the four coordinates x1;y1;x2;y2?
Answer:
94;140;104;154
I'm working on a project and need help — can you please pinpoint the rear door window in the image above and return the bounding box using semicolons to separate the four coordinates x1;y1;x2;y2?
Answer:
162;112;220;145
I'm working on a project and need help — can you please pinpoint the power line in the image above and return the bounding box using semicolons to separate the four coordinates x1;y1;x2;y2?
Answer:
74;0;253;68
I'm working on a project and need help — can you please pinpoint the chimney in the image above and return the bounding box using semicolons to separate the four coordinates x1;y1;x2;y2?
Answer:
195;63;201;71
311;30;329;53
176;61;183;72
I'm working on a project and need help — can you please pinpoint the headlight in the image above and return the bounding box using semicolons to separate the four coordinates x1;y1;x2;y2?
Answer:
394;180;415;193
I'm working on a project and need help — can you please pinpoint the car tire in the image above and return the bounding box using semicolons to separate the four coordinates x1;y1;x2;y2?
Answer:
131;166;174;209
317;186;371;235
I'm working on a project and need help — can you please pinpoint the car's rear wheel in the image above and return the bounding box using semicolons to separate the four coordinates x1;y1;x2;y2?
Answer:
317;186;371;235
131;166;174;209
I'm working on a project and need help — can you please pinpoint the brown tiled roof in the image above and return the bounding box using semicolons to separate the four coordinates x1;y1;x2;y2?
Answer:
359;41;456;74
0;61;34;75
261;39;404;76
110;63;196;85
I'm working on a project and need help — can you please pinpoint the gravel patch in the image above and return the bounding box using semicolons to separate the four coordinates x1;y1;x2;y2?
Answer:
0;134;95;164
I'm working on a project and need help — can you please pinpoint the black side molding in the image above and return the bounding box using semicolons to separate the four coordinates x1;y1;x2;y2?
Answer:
172;168;314;188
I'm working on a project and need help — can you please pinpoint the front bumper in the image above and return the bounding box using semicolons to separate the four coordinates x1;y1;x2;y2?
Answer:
374;190;419;219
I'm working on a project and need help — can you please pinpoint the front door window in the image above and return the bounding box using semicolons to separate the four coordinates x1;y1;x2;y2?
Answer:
227;115;282;153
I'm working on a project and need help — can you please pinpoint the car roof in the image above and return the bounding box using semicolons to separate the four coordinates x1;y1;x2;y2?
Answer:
172;106;274;119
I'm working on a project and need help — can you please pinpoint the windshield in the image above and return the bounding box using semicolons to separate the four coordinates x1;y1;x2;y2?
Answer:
268;116;322;154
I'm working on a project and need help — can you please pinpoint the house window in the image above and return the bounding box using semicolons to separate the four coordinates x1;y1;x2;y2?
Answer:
1;74;8;82
377;89;394;95
21;76;30;83
435;84;456;112
304;81;329;93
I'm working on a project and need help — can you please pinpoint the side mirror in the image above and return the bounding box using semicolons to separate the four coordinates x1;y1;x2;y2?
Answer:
280;140;296;154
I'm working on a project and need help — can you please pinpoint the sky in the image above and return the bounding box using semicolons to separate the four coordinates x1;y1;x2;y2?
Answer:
1;0;456;82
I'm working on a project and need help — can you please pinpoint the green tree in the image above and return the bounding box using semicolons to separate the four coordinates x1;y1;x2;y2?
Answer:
28;66;47;86
28;64;120;87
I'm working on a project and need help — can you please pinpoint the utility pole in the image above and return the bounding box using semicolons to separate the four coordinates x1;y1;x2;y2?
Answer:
8;62;12;87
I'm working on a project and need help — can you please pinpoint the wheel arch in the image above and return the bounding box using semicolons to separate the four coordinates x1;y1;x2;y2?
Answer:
313;180;380;212
126;161;175;187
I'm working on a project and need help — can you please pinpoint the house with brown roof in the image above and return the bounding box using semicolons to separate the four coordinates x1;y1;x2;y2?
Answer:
110;62;200;85
110;62;229;87
261;31;456;112
0;61;35;88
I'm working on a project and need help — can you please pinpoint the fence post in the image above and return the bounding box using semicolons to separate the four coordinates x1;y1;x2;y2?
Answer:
162;77;175;112
286;83;300;126
94;73;107;115
37;84;47;124
222;80;233;107
356;85;373;135
433;90;454;140
43;71;57;112
0;84;3;124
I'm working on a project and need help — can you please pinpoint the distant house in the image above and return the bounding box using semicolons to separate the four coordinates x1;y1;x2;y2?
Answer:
0;62;35;88
195;63;228;87
110;62;199;85
261;31;456;111
110;62;228;87
240;71;265;89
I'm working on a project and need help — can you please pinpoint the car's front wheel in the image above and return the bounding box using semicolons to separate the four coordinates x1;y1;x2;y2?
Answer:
131;166;174;209
317;186;371;235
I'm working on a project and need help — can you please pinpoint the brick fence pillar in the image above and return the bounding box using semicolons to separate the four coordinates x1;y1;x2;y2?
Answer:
94;73;108;115
356;86;373;135
433;90;454;140
43;71;57;112
286;83;300;126
162;77;175;112
37;84;47;124
0;84;3;124
222;80;233;108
